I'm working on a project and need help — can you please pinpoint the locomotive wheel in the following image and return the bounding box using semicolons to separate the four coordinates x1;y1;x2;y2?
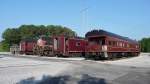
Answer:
111;53;117;59
37;46;53;57
48;50;54;56
43;50;48;56
94;55;101;60
43;50;51;56
36;46;41;56
33;45;39;55
39;46;44;56
107;53;112;60
44;46;50;51
33;45;54;57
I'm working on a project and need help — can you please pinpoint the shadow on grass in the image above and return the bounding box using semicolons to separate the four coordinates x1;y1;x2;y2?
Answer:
16;74;107;84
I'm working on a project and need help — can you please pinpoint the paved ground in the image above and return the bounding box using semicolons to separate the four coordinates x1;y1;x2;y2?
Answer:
0;53;150;84
98;53;150;68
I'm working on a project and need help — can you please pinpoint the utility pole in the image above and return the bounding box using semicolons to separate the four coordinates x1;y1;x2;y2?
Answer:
80;7;89;34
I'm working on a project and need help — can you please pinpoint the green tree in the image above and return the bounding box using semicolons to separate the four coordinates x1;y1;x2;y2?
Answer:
0;40;10;51
19;25;38;39
140;38;150;52
2;28;21;45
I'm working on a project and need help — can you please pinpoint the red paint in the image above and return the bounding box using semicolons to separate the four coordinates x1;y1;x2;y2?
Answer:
20;41;36;54
67;38;87;52
19;31;140;57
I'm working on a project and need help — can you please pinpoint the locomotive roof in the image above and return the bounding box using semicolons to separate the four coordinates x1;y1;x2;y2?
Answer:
85;30;138;44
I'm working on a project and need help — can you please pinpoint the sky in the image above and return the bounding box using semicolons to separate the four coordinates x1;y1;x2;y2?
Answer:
0;0;150;41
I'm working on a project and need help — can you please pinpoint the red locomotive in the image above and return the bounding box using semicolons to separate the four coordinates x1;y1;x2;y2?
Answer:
20;35;87;57
19;29;140;59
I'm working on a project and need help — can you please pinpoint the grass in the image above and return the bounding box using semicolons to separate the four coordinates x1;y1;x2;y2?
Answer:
0;44;7;52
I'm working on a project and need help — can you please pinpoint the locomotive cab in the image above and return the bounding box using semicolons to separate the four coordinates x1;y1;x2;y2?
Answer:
37;36;53;46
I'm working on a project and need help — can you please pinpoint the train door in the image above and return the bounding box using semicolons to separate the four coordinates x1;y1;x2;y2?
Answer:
98;37;105;45
102;39;105;45
56;36;66;56
101;37;108;58
54;38;58;50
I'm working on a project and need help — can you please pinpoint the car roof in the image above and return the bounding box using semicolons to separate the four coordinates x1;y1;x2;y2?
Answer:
85;30;138;44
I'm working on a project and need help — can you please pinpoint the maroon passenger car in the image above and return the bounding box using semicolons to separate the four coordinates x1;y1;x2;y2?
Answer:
85;30;140;59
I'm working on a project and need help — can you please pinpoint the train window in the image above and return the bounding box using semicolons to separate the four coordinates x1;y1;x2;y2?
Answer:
130;45;132;48
86;43;88;46
112;41;116;46
98;40;105;45
122;43;124;47
76;42;81;46
102;40;105;45
129;44;130;48
108;41;112;45
136;45;138;48
99;40;102;45
119;42;122;47
127;44;130;48
108;41;115;46
116;42;119;46
124;43;126;47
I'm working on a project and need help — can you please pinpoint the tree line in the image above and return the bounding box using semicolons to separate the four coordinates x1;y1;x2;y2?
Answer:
0;25;77;51
139;38;150;52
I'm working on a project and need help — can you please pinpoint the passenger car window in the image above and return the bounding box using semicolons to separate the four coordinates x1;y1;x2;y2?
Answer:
109;41;111;45
76;42;81;46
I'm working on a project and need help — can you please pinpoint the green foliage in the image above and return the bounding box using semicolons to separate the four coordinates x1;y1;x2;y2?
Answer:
46;25;77;36
1;24;77;51
0;40;10;51
0;42;4;52
17;24;76;39
140;38;150;52
2;28;21;45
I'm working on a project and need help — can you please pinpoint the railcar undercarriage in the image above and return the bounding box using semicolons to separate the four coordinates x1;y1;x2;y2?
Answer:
84;52;140;60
